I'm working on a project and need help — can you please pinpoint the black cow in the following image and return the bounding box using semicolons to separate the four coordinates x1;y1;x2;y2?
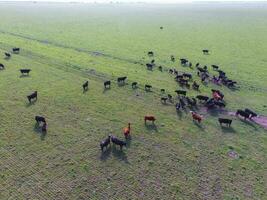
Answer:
100;135;111;151
0;63;4;70
146;63;153;70
5;52;11;58
197;67;207;73
161;97;168;104
169;69;174;74
212;65;219;70
192;81;200;90
20;69;31;75
13;48;20;53
167;94;173;102
111;135;126;150
175;102;181;111
186;97;197;107
180;58;188;65
179;98;186;109
117;76;127;84
132;82;138;89
214;101;226;108
175;90;187;96
196;95;209;102
196;63;200;68
27;91;37;103
202;49;209;54
83;81;89;91
145;84;152;91
183;73;192;79
161;89;165;93
171;55;175;62
218;118;232;127
148;51;154;57
104;81;111;89
236;109;250;120
158;66;163;71
244;109;257;119
35;116;46;124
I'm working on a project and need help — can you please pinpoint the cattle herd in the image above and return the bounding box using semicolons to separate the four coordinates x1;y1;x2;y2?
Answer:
0;47;260;153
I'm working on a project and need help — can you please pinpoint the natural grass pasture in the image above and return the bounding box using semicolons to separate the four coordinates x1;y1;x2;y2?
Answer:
0;2;267;200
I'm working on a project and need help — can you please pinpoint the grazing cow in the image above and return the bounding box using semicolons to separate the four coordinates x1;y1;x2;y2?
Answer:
197;67;207;73
83;81;89;91
27;91;37;103
188;62;192;67
236;109;250;120
227;81;237;88
100;135;111;151
146;63;153;70
145;84;152;91
35;116;46;125
175;90;187;96
20;69;31;75
167;94;173;102
171;55;175;62
183;73;192;79
151;59;155;64
186;97;197;107
132;82;138;89
144;116;156;124
123;123;131;139
161;89;165;93
180;58;188;65
158;66;163;71
5;52;11;58
175;103;181;111
192;81;199;90
218;118;232;127
214;101;226;108
190;111;202;123
0;63;4;70
175;75;183;81
178;79;190;88
111;135;126;150
202;49;209;54
169;69;174;74
179;98;186;109
104;81;111;89
244;109;257;119
148;51;154;57
196;95;209;102
13;48;20;53
161;97;168;104
212;65;219;70
117;76;127;84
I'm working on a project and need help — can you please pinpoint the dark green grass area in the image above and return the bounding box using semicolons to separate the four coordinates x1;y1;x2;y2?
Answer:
0;2;267;200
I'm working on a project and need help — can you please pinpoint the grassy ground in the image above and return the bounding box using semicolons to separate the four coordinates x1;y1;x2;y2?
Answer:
0;2;267;200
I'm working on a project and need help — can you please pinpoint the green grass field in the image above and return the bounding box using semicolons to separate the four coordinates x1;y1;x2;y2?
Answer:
0;2;267;200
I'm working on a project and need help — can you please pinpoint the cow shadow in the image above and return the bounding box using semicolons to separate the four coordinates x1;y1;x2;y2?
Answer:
4;57;10;61
83;88;89;94
145;124;158;132
176;110;183;120
100;147;112;161
193;121;205;131
19;74;30;78
33;124;47;140
25;100;37;107
126;136;132;148
240;119;258;130
117;82;127;87
220;126;236;133
112;146;129;163
103;87;111;94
